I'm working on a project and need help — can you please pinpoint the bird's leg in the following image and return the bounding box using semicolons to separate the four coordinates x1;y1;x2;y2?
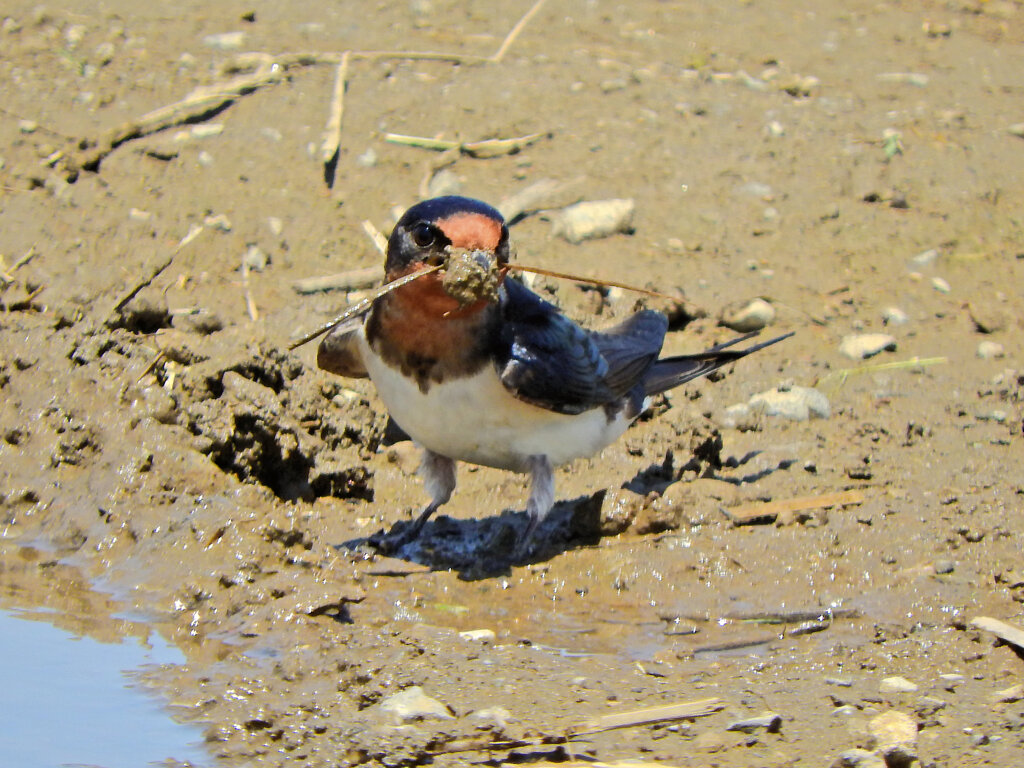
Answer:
373;448;456;553
515;454;555;558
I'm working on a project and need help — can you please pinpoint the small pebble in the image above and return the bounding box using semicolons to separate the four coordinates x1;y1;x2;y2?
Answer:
204;213;232;231
932;276;951;293
191;123;224;139
977;341;1005;359
879;676;918;694
18;120;38;134
747;385;831;421
379;686;453;721
356;147;378;167
551;199;635;243
826;677;855;687
910;248;938;267
882;307;909;326
839;333;897;360
719;298;775;332
933;560;955;575
427;168;462;198
726;711;782;733
203;31;246;50
128;208;152;222
830;749;885;768
458;628;496;642
197;150;214;167
243;245;269;271
1008;123;1024;139
267;217;283;236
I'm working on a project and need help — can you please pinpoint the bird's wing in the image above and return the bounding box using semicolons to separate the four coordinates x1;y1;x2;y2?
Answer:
495;279;665;414
316;316;369;378
588;310;668;396
642;331;794;396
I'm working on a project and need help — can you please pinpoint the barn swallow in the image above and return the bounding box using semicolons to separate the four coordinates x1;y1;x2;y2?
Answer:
318;195;791;556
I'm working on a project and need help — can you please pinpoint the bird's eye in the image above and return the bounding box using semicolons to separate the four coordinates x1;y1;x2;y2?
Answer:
410;222;436;248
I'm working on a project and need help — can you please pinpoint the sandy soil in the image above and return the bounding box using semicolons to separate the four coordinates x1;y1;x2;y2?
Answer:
2;1;1024;766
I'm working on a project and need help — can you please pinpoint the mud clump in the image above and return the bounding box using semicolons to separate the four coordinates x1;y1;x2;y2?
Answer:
441;249;501;306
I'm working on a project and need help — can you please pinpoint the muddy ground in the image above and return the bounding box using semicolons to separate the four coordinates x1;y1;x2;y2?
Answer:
2;1;1024;766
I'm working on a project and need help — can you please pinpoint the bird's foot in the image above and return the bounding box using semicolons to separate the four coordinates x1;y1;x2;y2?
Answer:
366;519;421;555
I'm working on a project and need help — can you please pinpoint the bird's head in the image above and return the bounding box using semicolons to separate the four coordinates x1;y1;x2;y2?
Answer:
384;196;510;316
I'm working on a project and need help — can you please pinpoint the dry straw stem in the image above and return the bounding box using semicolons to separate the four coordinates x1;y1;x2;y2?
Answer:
384;131;550;158
288;264;443;350
320;51;351;165
241;256;259;322
817;355;947;391
721;489;865;526
492;0;549;62
568;698;723;735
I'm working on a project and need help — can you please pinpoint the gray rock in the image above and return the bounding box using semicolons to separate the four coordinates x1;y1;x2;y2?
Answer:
726;711;782;733
933;559;955;575
839;333;897;359
748;385;830;421
379;686;453;722
831;749;885;768
719;298;775;332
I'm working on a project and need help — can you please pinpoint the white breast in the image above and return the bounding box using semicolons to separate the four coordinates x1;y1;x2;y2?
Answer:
359;334;632;473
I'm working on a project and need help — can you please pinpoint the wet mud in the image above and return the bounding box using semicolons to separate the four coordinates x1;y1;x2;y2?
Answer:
2;1;1023;766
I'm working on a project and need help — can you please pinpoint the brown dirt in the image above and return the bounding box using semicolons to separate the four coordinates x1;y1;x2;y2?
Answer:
2;1;1024;766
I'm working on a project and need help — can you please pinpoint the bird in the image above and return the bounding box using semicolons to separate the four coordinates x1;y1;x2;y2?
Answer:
317;195;791;556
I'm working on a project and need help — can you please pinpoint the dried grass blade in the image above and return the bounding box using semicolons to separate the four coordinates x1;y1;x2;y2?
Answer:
569;697;723;735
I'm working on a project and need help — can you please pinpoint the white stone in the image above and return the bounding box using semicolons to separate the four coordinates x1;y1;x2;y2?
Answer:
458;628;496;642
379;686;453;721
879;676;918;694
839;333;896;360
719;298;775;332
882;307;909;326
977;341;1005;359
748;386;830;421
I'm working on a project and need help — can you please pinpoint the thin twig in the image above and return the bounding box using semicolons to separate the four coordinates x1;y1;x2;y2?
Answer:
491;0;549;62
288;264;442;350
241;256;259;322
384;131;549;157
135;349;167;383
511;264;680;300
320;50;351;166
77;65;282;172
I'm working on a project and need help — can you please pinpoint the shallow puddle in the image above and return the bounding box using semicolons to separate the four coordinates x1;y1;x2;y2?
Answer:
0;608;208;768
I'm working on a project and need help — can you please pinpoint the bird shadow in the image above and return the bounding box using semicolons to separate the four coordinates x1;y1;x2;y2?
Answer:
337;494;603;580
337;449;796;580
